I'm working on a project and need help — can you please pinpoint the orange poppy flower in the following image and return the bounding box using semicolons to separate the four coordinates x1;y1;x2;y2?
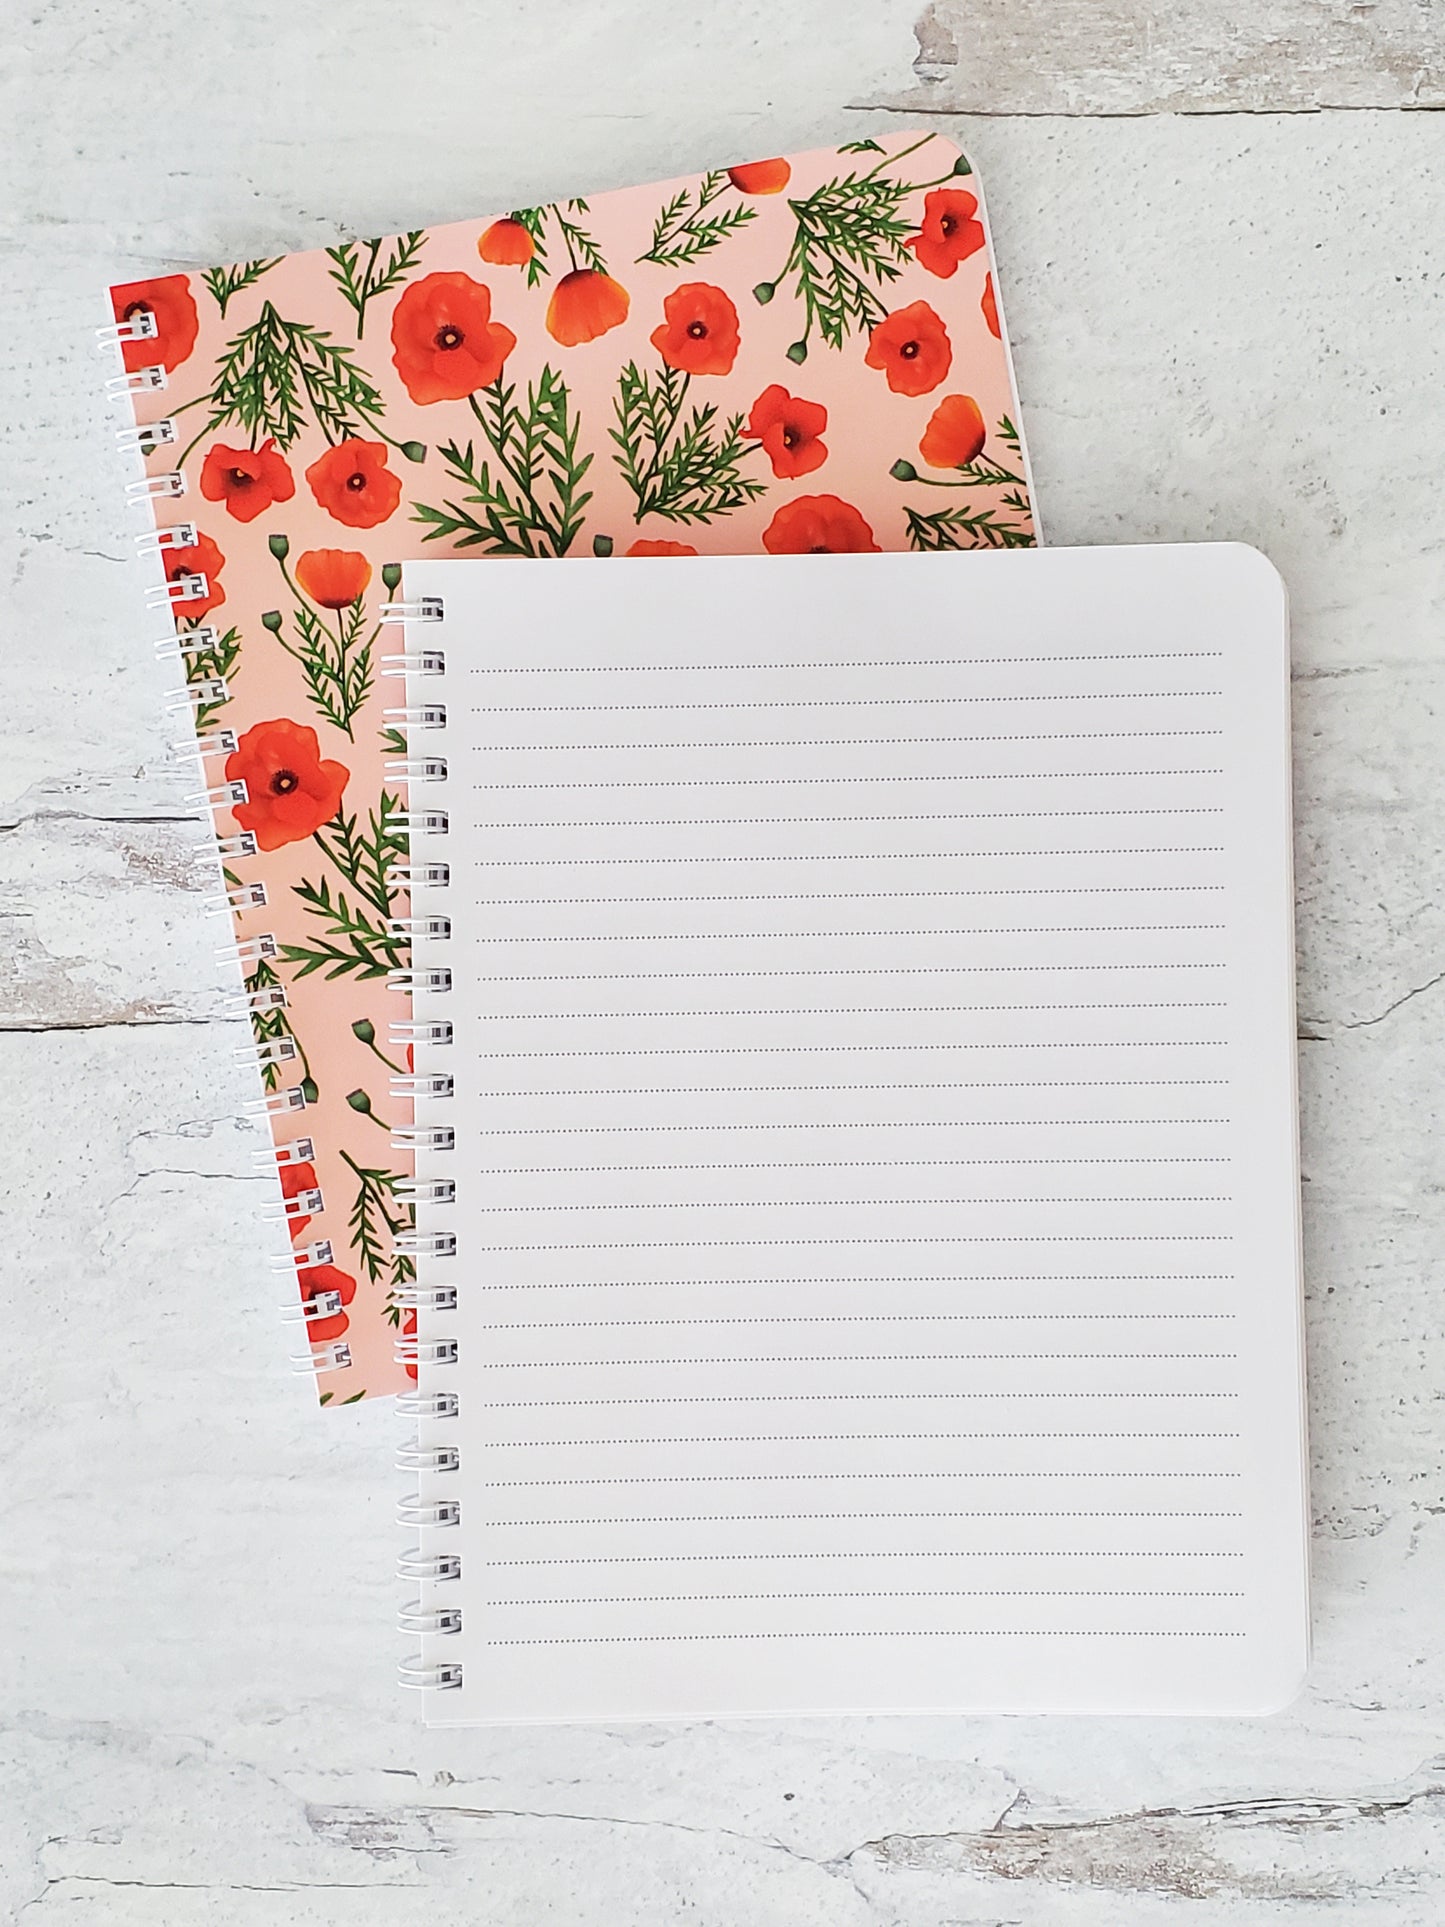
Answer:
162;530;225;620
111;274;199;374
402;1307;418;1381
727;159;791;195
546;269;631;346
297;1263;356;1344
625;539;699;557
199;440;295;524
390;271;517;405
227;717;350;854
864;300;952;397
747;384;828;479
478;218;535;267
981;271;1001;340
305;441;401;529
919;394;987;470
651;282;741;377
295;547;372;610
906;189;986;279
278;1160;320;1241
762;495;880;555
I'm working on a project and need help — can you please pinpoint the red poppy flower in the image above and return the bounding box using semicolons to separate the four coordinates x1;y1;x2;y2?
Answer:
305;441;401;529
762;495;880;555
864;300;952;396
227;718;350;853
546;269;631;346
295;547;372;610
726;159;791;195
747;384;828;479
162;530;225;620
199;440;295;524
402;1307;418;1382
625;539;699;557
981;271;1001;339
478;218;535;267
906;189;986;279
390;271;517;405
919;393;987;470
278;1160;320;1241
297;1263;356;1344
111;274;199;374
651;283;740;377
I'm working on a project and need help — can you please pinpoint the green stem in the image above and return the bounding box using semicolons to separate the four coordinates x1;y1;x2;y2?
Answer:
917;461;1026;490
859;133;933;180
358;1030;407;1077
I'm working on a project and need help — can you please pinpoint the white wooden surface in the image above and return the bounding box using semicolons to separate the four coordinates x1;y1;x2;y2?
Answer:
4;3;1445;1919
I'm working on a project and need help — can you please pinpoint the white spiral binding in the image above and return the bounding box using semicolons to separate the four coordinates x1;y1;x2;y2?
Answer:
385;599;462;1695
96;310;335;1389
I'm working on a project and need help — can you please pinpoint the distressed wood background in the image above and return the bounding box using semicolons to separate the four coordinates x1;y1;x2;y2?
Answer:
3;1;1444;1919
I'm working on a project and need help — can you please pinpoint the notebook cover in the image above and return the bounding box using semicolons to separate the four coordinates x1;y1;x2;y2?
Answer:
109;133;1038;1402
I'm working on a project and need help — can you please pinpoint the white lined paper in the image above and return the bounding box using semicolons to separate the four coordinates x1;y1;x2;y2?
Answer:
404;544;1307;1722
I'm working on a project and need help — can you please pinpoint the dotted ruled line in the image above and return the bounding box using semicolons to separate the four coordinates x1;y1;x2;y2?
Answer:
473;852;1227;868
472;732;1225;750
465;653;1225;671
472;693;1224;713
490;1550;1247;1564
487;1632;1246;1645
474;926;1228;940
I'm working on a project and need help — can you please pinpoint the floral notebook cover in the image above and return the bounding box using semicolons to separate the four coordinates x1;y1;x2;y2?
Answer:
109;133;1037;1403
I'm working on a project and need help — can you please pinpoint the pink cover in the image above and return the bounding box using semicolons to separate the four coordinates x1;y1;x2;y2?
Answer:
109;134;1037;1403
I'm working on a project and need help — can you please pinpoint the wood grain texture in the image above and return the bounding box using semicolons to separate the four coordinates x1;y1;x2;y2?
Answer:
4;1;1445;1919
889;0;1445;113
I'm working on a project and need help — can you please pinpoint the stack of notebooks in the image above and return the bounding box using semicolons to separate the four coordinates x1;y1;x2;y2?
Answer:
106;133;1309;1722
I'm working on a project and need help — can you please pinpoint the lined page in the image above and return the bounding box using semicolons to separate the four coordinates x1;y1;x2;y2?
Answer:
404;544;1307;1722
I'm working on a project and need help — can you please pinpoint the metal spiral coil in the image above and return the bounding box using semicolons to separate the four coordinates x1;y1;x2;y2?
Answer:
384;592;462;1694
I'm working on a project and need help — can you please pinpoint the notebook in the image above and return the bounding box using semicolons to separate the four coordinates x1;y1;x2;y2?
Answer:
392;541;1309;1721
103;134;1036;1401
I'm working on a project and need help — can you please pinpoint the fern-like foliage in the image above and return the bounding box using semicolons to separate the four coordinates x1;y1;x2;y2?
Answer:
245;957;302;1092
181;303;387;457
270;597;375;740
904;504;1036;552
637;171;756;267
339;1150;413;1287
201;259;283;318
412;368;592;557
282;795;409;981
325;230;426;337
610;362;764;524
178;619;241;730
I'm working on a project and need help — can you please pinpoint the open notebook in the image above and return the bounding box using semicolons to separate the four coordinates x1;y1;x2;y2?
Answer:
393;542;1308;1720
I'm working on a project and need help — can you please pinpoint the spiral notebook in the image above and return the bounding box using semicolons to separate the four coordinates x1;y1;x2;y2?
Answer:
103;133;1035;1402
391;541;1309;1721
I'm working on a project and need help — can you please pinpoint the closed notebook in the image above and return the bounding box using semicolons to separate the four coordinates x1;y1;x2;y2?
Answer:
391;541;1309;1721
103;134;1036;1401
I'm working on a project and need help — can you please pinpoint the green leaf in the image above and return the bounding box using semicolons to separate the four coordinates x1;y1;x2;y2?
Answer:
636;171;757;267
339;1150;413;1287
762;162;920;354
903;504;1036;552
610;361;766;525
201;259;282;318
178;619;241;730
324;231;426;338
411;368;592;558
188;303;387;454
244;955;302;1093
268;583;377;740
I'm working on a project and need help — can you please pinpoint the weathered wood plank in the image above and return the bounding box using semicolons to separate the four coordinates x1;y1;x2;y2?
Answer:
882;0;1445;114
